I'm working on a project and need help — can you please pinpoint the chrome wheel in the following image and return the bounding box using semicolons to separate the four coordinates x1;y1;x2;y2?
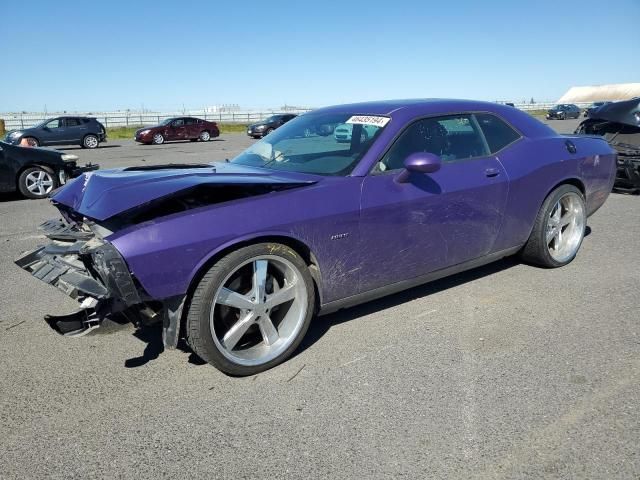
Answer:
209;255;308;367
152;133;164;144
25;170;54;196
546;192;585;263
199;131;211;141
83;135;98;148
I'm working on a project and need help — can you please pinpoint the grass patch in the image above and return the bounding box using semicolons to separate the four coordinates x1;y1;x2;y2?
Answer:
526;109;549;118
106;123;249;139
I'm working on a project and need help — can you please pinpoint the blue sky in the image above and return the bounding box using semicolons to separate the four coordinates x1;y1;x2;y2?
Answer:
1;0;638;112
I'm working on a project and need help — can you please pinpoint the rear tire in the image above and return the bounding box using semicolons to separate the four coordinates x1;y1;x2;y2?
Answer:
82;134;99;149
186;243;315;376
520;184;586;268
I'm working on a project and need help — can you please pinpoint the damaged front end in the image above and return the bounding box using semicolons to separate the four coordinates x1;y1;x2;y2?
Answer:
15;162;319;344
576;98;640;193
15;218;161;338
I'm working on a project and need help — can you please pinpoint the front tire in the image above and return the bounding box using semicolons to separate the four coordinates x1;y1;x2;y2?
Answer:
199;130;211;142
152;133;165;145
18;166;58;199
186;243;315;376
520;184;586;268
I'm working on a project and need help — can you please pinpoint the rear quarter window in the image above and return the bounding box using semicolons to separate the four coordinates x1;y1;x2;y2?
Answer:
475;113;521;153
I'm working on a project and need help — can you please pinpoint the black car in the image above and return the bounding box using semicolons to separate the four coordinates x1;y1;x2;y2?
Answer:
4;116;107;149
546;104;581;120
0;141;98;199
575;98;640;193
583;101;612;117
247;114;297;138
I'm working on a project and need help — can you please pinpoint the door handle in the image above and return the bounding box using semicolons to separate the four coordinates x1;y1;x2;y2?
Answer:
485;167;500;177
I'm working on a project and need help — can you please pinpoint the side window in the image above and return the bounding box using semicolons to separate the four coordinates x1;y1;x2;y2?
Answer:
173;118;185;127
378;114;487;172
475;113;520;153
44;119;61;129
65;118;81;127
184;118;196;125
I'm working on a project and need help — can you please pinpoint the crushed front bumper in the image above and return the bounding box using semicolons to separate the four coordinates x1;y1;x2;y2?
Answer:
15;219;142;336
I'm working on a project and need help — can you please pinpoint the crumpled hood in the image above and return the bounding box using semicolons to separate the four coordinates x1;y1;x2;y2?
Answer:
51;162;319;221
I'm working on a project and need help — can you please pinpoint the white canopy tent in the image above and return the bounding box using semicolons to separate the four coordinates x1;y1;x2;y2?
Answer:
558;83;640;103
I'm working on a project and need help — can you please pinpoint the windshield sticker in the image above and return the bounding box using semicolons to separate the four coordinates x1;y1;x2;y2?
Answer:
346;115;390;127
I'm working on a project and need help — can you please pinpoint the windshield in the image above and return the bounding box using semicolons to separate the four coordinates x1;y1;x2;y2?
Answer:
160;118;175;125
232;112;388;176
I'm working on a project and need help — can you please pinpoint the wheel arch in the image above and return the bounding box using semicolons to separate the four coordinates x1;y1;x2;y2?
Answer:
546;177;585;198
521;177;586;243
21;135;41;145
177;233;323;343
15;163;57;183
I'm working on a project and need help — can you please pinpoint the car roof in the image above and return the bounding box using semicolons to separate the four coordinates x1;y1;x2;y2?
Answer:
313;98;556;138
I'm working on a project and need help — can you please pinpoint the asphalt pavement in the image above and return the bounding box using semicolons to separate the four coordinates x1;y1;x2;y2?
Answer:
0;117;638;479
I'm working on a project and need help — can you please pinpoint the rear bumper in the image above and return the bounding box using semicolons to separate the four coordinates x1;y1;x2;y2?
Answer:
15;219;142;336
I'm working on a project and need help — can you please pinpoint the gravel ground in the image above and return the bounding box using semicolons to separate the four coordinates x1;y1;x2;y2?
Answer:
0;117;638;479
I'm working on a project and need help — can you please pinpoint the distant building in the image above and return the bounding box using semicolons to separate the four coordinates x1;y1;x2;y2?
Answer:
557;83;640;103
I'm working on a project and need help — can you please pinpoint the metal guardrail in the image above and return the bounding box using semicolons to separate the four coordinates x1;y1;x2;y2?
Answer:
0;110;312;130
501;102;594;111
0;103;597;130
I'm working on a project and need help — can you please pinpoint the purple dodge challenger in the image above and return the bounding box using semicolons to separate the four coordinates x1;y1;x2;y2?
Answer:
16;99;616;375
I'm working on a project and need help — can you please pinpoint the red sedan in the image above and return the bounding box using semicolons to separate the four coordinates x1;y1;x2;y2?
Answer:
135;117;220;145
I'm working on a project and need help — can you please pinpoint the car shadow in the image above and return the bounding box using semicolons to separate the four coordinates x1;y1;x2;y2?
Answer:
55;145;122;151
0;191;24;202
123;325;206;368
124;327;165;368
139;139;226;146
292;255;522;359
